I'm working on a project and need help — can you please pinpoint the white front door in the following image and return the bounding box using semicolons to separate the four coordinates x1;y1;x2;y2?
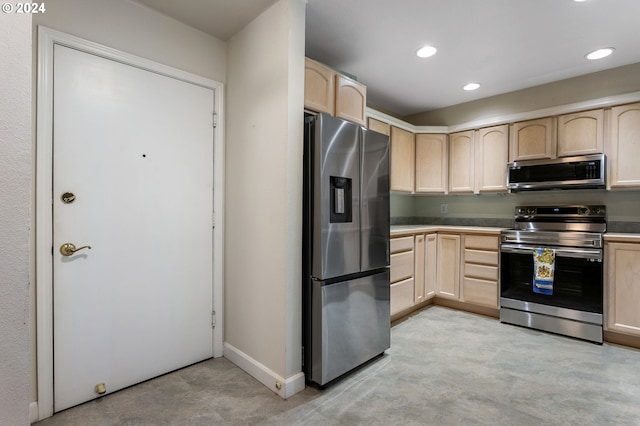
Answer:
52;44;215;411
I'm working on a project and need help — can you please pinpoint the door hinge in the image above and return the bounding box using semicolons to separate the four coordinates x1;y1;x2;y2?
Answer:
212;211;216;229
211;311;216;328
212;112;217;128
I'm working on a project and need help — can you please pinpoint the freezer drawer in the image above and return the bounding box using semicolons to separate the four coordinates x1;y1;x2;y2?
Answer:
309;270;390;386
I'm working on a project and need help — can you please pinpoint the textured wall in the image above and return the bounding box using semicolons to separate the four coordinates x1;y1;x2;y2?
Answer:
0;13;32;426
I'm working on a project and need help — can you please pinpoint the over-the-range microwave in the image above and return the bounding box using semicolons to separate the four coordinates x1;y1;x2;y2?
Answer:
506;154;605;191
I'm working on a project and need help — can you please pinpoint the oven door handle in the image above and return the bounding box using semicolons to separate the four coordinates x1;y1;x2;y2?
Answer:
500;244;602;261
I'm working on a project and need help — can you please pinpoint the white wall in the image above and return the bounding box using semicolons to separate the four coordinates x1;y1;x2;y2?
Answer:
224;0;305;395
0;13;32;426
32;0;226;82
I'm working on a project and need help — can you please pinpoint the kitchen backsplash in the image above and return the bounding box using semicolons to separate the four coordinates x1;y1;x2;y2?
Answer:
391;190;640;233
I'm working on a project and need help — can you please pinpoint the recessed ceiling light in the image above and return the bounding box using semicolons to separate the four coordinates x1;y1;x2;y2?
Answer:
586;48;614;60
574;0;588;2
463;83;480;91
416;46;437;58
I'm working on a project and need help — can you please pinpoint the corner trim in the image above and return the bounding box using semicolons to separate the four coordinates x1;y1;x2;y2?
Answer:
223;342;305;399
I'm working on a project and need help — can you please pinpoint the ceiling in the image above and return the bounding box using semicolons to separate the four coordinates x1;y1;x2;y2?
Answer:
136;0;640;117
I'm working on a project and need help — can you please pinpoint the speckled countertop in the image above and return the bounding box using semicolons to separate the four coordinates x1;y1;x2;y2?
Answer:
391;225;640;242
391;225;504;236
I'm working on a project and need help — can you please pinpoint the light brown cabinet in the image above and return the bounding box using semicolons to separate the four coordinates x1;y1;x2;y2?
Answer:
335;74;367;126
606;241;640;336
461;234;499;308
425;233;437;299
414;235;425;304
475;125;509;193
448;131;475;193
304;57;366;126
390;126;415;193
367;117;390;136
304;58;335;115
557;109;604;157
436;234;461;300
509;117;556;161
606;103;640;189
415;133;448;193
390;236;415;317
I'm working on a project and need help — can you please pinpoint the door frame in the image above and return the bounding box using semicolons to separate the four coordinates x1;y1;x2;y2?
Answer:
35;26;225;420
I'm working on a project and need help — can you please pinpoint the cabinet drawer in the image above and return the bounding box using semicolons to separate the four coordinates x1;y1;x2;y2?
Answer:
391;236;414;253
462;277;498;308
464;249;498;265
464;263;498;281
391;250;414;283
464;235;499;250
391;278;414;316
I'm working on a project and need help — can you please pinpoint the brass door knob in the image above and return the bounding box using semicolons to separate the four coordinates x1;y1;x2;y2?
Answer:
60;243;92;256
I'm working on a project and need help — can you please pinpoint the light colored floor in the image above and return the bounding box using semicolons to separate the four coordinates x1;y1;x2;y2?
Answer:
36;306;640;425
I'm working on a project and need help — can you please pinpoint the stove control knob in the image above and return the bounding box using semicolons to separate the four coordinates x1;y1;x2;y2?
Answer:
592;207;602;215
579;207;589;215
517;208;526;215
527;208;536;214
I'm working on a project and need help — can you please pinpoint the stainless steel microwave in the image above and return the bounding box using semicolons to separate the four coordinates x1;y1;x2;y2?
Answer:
506;154;605;191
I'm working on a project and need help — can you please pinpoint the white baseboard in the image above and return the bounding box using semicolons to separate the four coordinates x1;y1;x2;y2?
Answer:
29;401;38;423
223;342;305;399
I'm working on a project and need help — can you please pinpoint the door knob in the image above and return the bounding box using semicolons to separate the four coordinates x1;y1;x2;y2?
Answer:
60;243;92;256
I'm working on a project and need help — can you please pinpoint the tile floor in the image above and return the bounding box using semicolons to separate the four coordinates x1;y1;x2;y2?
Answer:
35;306;640;425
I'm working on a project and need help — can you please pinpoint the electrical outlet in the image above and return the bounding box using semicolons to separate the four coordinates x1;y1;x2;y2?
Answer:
440;204;448;214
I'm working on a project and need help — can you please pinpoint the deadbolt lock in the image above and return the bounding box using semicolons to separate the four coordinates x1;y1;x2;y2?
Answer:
61;192;76;204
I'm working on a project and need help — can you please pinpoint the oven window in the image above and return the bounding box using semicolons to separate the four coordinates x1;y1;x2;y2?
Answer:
501;251;603;313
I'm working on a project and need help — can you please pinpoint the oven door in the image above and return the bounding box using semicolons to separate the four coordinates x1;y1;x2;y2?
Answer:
500;244;603;315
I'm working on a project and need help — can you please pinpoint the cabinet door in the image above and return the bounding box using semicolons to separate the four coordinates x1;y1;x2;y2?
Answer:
510;117;556;161
390;126;415;192
475;125;508;193
436;234;460;300
414;235;425;304
415;133;448;193
448;131;474;193
606;242;640;336
557;109;604;157
368;118;390;136
304;58;335;115
607;103;640;189
425;233;437;299
335;74;366;126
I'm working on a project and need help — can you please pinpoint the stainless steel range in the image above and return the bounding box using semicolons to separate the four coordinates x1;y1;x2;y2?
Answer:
500;205;606;343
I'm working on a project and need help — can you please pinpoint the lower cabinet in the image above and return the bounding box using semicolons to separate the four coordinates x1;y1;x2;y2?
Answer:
390;236;415;316
390;230;499;319
461;234;499;308
436;234;461;299
606;241;640;336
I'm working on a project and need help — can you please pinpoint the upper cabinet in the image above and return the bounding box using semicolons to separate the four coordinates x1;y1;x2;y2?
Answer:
475;125;509;193
390;126;415;192
607;103;640;189
415;133;448;193
304;58;335;115
557;109;604;157
368;117;390;136
510;110;604;161
509;117;556;161
448;131;475;193
304;58;366;126
335;74;367;126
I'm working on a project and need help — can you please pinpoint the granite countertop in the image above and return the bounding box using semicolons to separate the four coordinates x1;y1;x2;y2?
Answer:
391;225;504;236
391;225;640;241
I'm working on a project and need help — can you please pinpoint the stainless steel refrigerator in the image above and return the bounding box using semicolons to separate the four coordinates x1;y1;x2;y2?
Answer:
302;112;390;387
